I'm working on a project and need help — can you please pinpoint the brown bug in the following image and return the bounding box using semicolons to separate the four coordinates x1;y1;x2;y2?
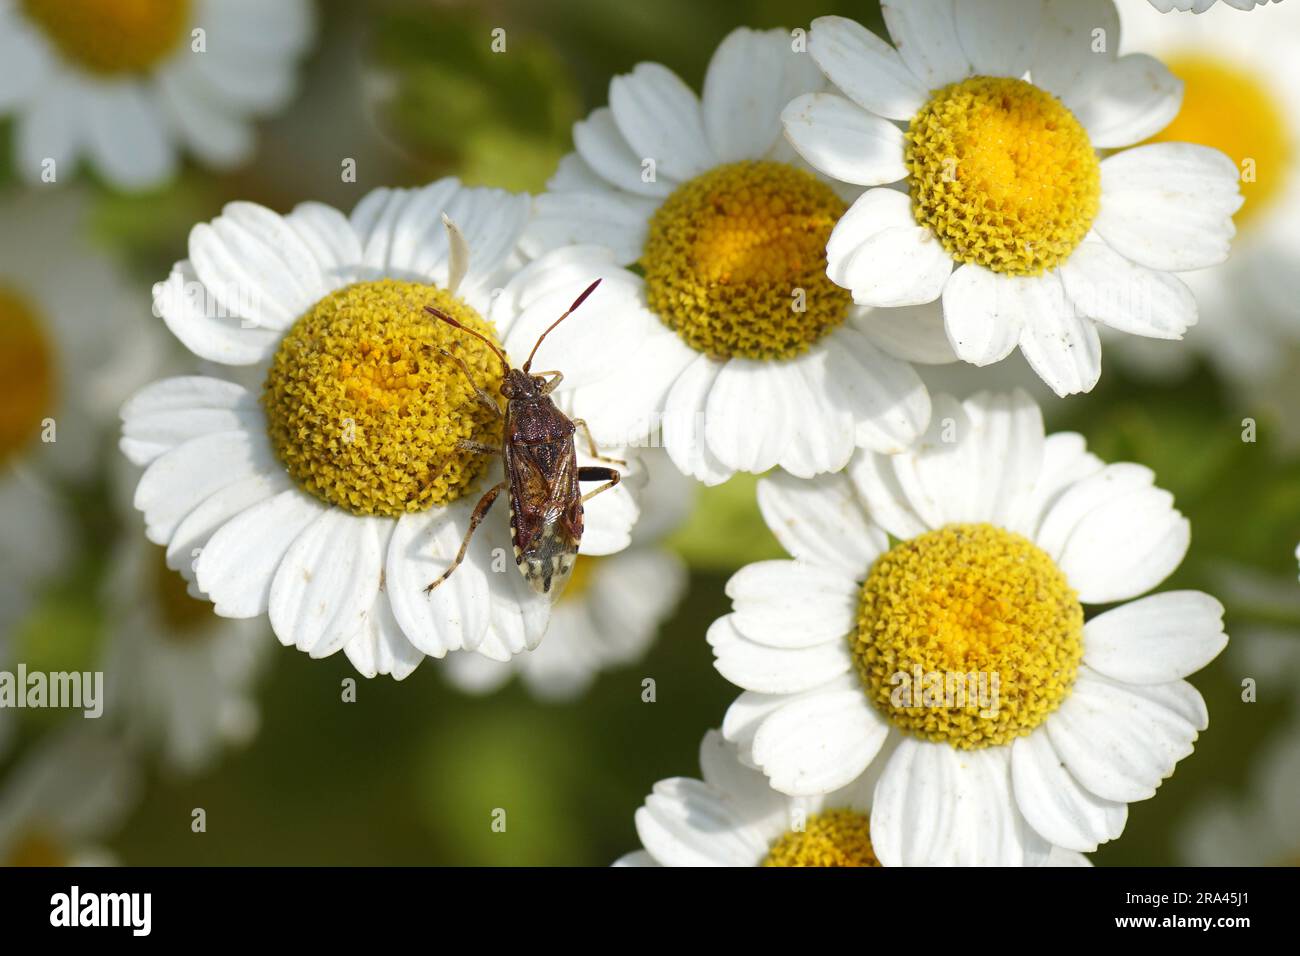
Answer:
422;278;623;599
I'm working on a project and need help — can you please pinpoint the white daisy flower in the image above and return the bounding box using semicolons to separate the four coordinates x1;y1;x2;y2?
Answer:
1180;727;1300;865
0;0;315;191
711;389;1227;865
101;538;268;775
0;729;138;866
615;729;1089;867
443;449;690;701
782;0;1244;397
1112;0;1300;383
120;179;641;680
1148;0;1280;12
0;190;162;636
520;26;935;485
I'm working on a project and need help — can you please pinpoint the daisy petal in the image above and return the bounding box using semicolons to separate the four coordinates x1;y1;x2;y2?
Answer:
85;81;175;191
119;375;258;466
166;472;289;583
704;27;824;163
1084;591;1228;684
832;190;952;306
613;850;659;867
777;351;857;478
197;489;325;618
708;616;851;694
1046;669;1207;803
823;326;932;455
704;360;790;474
522;191;654;266
1059;242;1196;340
1031;0;1120;104
808;15;927;121
962;389;1046;528
847;449;930;541
852;302;959;365
750;674;888;795
781;93;906;186
1072;54;1182;150
269;511;383;659
698;729;790;829
572;107;673;198
153;260;281;367
1094;143;1243;272
1016;274;1102;397
955;0;1040;78
662;355;732;485
1011;729;1128;852
636;779;766;866
609;63;714;182
942;264;1026;366
756;471;887;574
726;560;858;650
880;0;971;90
344;593;424;680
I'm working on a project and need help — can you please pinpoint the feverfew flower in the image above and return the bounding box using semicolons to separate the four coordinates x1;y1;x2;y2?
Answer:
0;0;315;190
522;27;936;485
120;179;640;679
711;390;1227;864
782;0;1243;396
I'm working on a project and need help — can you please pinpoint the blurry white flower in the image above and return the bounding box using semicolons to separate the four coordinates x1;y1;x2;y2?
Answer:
783;0;1242;396
712;390;1227;864
0;0;316;190
1148;0;1279;11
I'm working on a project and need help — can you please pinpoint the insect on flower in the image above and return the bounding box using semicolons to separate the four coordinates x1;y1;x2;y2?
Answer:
422;278;623;600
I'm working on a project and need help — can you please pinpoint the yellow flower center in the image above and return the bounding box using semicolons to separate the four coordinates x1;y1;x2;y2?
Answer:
4;830;67;867
21;0;190;75
906;76;1100;276
762;808;881;867
153;547;213;639
263;280;505;518
0;284;55;469
641;160;852;360
852;523;1084;749
1145;54;1291;229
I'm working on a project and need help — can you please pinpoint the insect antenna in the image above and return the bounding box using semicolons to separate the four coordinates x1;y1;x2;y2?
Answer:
424;305;510;371
522;278;602;372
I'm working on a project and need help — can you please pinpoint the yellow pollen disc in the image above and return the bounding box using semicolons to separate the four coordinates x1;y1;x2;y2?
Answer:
0;285;55;468
1145;54;1291;228
263;279;505;518
852;523;1084;750
153;547;212;639
21;0;190;75
4;831;67;867
641;160;852;361
762;809;881;867
906;76;1100;276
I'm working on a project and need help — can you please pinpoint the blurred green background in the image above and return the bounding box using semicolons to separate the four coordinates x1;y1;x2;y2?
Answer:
2;0;1298;866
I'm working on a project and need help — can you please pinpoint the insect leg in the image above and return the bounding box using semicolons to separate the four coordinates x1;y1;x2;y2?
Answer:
423;481;507;594
571;419;627;466
577;466;621;502
533;371;563;394
456;439;501;456
434;347;501;417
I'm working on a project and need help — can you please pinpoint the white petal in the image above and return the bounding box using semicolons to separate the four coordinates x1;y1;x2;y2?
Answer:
755;471;887;574
726;560;858;650
155;64;254;169
522;191;653;266
119;375;259;466
708;615;851;694
662;355;733;485
697;729;790;831
1046;669;1206;803
15;77;82;185
941;264;1025;366
1072;54;1183;150
703;361;792;474
343;588;425;681
269;512;384;659
166;472;289;584
880;0;972;90
822;326;932;455
833;191;953;306
1083;591;1228;684
0;24;50;111
846;450;930;541
871;739;1049;866
197;489;325;618
955;0;1041;78
608;63;715;182
1011;729;1128;852
1016;274;1103;397
153;260;281;367
781;93;906;186
284;201;364;286
1017;431;1104;538
613;850;659;867
385;501;492;658
1059;242;1196;340
1094;143;1243;272
1031;0;1120;103
704;27;824;163
85;82;176;191
750;676;888;795
775;351;857;478
576;444;641;556
808;15;927;122
961;389;1047;528
635;779;767;866
572;107;673;198
852;302;958;365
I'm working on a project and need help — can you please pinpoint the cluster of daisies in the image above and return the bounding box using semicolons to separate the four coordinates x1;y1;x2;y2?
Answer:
1;0;1293;865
